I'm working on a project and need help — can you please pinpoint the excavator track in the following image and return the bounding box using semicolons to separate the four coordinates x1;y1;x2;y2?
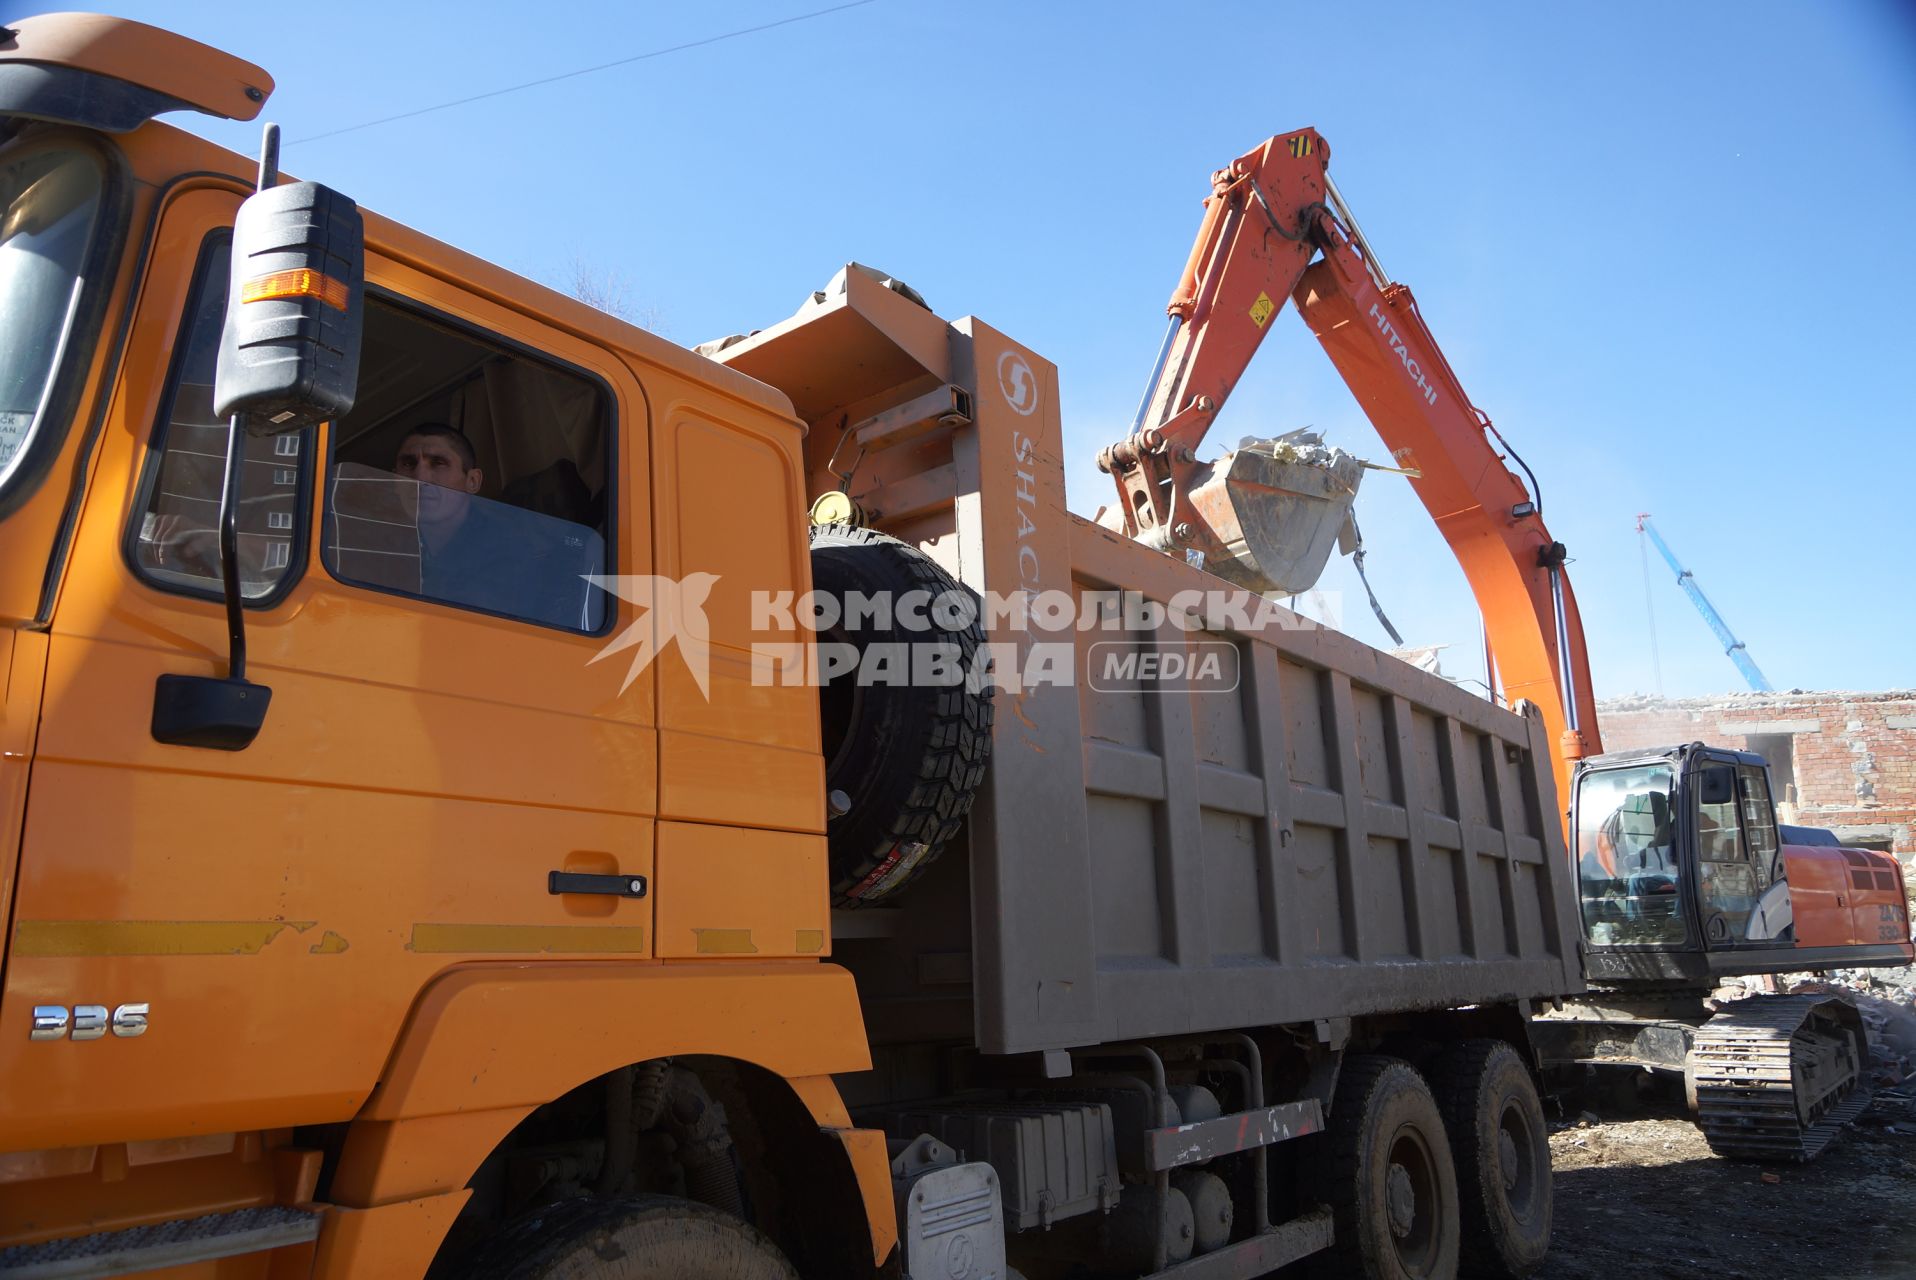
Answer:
1687;994;1870;1162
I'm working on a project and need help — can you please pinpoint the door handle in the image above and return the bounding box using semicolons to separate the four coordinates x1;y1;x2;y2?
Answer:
548;871;647;898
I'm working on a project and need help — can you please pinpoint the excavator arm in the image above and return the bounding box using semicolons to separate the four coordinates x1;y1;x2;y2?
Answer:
1099;128;1599;805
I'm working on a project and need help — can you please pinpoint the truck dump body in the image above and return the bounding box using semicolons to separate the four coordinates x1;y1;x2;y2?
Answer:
716;272;1583;1057
1002;516;1578;1049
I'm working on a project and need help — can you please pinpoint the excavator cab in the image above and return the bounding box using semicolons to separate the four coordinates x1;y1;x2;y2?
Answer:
1561;743;1911;1161
1571;744;1796;978
1572;741;1913;983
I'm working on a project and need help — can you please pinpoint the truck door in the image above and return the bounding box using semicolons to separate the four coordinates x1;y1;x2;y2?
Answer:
0;182;657;1152
1692;760;1788;946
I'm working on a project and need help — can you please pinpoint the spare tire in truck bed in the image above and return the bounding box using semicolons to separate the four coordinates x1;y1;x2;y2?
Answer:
808;523;991;907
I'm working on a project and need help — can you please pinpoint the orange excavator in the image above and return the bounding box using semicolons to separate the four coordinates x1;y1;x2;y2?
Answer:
1102;127;1914;1160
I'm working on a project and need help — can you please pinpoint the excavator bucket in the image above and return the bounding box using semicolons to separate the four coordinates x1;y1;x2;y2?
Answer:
1184;432;1365;594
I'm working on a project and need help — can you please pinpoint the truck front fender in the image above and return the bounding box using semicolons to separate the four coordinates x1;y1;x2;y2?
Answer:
329;960;876;1206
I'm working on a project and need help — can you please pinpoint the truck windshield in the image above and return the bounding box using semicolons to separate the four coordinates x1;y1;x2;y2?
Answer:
0;146;105;497
1574;763;1687;947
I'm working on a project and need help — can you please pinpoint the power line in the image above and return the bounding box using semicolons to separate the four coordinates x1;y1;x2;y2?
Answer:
289;0;881;146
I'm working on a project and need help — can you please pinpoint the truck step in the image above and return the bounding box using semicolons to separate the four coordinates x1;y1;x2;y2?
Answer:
0;1205;320;1279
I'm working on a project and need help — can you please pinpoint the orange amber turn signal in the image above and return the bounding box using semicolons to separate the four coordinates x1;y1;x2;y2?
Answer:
240;268;348;310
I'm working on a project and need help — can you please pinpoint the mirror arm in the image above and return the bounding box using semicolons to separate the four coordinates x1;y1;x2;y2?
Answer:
213;124;278;683
150;123;281;751
215;408;250;681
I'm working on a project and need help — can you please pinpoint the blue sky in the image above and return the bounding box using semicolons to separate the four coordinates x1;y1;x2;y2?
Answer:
103;0;1916;700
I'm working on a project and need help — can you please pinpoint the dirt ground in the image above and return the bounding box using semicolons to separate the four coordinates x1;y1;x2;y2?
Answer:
1535;873;1916;1280
1536;1079;1916;1279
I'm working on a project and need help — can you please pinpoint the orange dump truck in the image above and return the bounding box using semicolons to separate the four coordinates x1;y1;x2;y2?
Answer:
0;16;1584;1279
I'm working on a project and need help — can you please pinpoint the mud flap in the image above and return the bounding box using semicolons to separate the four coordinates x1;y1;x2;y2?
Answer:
892;1136;1007;1280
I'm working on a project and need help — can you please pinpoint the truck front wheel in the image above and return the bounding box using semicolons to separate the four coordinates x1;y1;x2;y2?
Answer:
1316;1055;1461;1280
468;1195;799;1280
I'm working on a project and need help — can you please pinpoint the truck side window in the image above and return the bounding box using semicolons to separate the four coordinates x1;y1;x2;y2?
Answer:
127;232;310;601
321;296;611;632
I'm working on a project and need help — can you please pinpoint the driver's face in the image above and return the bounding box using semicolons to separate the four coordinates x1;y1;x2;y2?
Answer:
395;435;481;493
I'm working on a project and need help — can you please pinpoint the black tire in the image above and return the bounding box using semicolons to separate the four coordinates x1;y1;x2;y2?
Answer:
1431;1040;1551;1279
808;523;991;907
1315;1055;1461;1280
466;1195;798;1280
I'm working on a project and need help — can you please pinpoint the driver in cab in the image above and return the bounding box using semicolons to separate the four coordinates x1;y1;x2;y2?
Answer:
392;423;513;612
390;422;597;629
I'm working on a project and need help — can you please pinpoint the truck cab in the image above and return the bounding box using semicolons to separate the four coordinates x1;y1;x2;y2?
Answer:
0;15;906;1276
1570;743;1913;985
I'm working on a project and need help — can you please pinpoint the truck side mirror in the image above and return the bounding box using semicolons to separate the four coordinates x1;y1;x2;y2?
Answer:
1698;766;1735;807
213;180;363;432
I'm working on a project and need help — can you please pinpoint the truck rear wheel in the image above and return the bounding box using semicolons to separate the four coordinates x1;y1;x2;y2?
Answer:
1431;1040;1551;1278
808;523;991;907
467;1195;798;1280
1316;1055;1461;1280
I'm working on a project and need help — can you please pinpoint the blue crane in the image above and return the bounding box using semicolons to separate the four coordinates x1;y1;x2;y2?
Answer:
1636;514;1773;692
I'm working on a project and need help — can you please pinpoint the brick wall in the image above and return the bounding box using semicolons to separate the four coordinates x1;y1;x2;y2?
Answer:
1596;690;1916;855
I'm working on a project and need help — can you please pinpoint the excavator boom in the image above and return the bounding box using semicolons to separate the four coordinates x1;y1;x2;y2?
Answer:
1118;130;1909;1165
1100;128;1599;805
